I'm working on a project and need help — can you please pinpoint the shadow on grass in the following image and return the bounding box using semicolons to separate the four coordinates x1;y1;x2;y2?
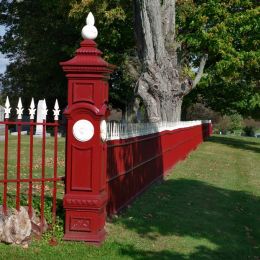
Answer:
207;135;260;154
114;179;260;259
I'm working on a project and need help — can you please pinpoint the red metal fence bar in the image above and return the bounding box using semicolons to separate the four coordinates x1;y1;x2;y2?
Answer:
28;120;34;218
3;118;9;214
16;120;21;210
52;119;58;226
0;177;63;183
0;122;59;126
40;119;46;233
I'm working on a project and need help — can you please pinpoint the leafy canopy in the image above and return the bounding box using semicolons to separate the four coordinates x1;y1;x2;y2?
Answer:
177;0;260;117
0;0;134;110
0;0;259;117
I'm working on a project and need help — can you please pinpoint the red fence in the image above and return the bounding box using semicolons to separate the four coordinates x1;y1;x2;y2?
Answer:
0;99;212;244
0;98;63;236
107;122;212;215
0;16;213;245
59;22;213;244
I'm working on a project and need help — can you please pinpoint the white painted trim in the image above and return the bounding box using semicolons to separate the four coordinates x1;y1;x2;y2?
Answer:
107;120;212;141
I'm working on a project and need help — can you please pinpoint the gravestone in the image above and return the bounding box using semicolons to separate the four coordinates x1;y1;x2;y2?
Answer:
0;105;5;122
35;100;45;136
34;100;50;137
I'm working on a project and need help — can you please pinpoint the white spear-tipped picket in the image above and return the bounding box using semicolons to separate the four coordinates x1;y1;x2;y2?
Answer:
42;99;48;120
28;98;36;120
53;99;60;121
4;96;11;119
16;97;24;120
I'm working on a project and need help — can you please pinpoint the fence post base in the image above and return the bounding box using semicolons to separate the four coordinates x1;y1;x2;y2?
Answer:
63;193;107;244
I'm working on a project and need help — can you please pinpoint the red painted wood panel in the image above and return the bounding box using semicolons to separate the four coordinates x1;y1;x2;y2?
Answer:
106;123;212;215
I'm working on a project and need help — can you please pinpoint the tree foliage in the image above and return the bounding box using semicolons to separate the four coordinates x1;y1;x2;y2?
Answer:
177;0;260;117
0;0;79;109
0;0;135;110
0;0;259;118
68;0;135;111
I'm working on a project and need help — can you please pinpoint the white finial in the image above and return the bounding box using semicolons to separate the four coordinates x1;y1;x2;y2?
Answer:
16;97;24;120
42;99;48;120
4;96;11;119
53;99;60;121
81;12;98;40
29;98;36;120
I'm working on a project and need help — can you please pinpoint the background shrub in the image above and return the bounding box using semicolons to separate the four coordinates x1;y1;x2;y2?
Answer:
229;113;244;132
185;103;220;123
214;115;232;134
242;118;260;137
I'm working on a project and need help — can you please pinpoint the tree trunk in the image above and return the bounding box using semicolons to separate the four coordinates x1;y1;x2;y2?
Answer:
133;0;207;122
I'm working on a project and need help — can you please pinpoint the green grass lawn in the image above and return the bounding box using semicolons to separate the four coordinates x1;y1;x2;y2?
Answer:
0;134;65;179
0;135;259;259
0;135;65;202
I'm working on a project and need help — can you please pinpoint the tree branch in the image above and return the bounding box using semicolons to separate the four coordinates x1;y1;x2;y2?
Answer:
181;54;208;96
192;54;208;89
134;0;165;65
136;77;160;122
161;0;176;46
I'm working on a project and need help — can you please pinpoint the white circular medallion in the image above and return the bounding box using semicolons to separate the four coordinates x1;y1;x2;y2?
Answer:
73;120;94;142
100;120;107;142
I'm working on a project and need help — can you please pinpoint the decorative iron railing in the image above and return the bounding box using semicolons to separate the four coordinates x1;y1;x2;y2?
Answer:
0;97;63;237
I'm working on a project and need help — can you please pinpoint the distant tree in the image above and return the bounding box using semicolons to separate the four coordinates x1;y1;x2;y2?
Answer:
177;0;260;118
1;0;259;120
0;0;79;109
0;0;135;111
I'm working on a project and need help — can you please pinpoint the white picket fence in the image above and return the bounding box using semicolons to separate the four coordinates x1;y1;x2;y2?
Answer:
106;120;212;140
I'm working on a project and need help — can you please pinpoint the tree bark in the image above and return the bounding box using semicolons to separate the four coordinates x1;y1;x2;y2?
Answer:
133;0;207;122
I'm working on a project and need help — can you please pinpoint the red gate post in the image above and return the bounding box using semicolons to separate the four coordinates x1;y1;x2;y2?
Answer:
60;13;114;244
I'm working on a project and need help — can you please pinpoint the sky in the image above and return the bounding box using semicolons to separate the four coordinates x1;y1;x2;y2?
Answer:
0;25;9;74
